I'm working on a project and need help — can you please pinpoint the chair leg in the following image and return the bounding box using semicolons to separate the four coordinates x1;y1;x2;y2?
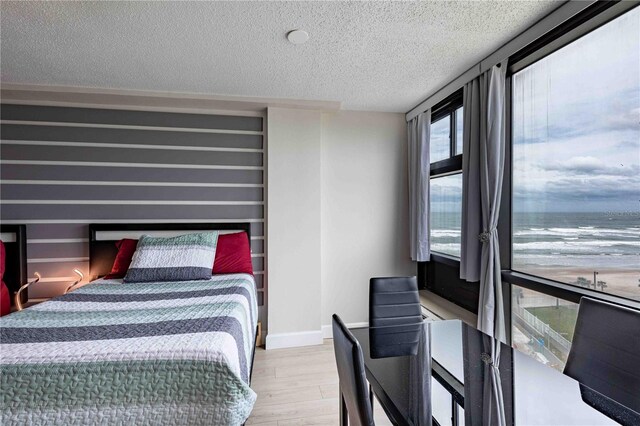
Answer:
340;392;348;426
369;383;374;412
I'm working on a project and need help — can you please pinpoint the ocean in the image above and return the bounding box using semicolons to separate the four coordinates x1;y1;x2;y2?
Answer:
513;212;639;270
430;212;639;270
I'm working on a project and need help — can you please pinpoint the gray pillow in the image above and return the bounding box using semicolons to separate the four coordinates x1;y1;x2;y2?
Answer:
124;232;218;283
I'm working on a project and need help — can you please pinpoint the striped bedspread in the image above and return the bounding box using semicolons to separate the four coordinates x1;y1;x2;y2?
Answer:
0;273;258;426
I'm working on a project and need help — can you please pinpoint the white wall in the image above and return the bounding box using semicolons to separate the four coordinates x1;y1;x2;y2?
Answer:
320;110;415;336
266;107;323;349
266;107;415;348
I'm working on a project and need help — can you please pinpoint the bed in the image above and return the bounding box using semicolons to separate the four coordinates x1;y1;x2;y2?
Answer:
0;223;259;426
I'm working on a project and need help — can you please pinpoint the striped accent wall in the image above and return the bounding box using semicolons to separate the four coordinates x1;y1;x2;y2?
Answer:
0;104;266;321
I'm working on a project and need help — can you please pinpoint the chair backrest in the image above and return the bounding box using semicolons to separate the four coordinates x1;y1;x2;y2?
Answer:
369;276;422;327
332;314;375;426
564;297;640;413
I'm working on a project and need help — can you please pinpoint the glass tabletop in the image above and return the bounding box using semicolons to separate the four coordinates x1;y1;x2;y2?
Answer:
350;320;639;426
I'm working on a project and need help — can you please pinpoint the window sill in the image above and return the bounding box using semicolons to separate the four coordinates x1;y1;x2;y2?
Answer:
419;289;478;328
430;252;460;268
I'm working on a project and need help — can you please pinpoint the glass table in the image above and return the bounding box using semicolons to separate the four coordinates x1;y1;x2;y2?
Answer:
349;320;639;426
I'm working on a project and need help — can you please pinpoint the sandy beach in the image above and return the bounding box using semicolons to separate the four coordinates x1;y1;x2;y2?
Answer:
515;266;640;301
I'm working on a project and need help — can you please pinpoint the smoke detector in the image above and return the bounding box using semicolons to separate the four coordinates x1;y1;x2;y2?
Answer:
287;29;309;45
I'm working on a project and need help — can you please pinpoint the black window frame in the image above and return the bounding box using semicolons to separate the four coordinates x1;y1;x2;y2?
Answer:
420;1;640;325
429;90;464;176
429;90;464;259
422;90;480;314
420;4;640;424
502;0;640;313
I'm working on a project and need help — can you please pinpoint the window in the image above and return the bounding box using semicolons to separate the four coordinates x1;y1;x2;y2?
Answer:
430;116;451;162
512;7;640;301
417;2;638;372
430;174;462;257
429;92;463;258
455;107;464;155
429;105;464;162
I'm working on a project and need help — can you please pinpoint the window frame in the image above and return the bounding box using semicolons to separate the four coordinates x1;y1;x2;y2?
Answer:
422;90;478;313
428;90;464;260
502;0;640;312
429;90;464;177
421;1;640;324
421;4;640;420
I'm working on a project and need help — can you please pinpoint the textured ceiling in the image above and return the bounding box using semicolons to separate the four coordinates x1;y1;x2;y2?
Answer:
1;1;561;112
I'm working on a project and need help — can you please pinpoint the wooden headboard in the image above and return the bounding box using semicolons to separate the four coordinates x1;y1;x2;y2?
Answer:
88;223;251;280
0;224;28;304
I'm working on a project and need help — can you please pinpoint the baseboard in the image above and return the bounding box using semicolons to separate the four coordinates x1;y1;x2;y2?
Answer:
265;322;370;349
321;321;369;339
265;330;324;350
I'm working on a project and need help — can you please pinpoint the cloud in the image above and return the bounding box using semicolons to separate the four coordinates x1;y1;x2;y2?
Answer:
513;170;640;212
459;8;639;214
512;7;639;149
604;106;640;133
552;156;603;172
543;156;640;177
514;90;640;145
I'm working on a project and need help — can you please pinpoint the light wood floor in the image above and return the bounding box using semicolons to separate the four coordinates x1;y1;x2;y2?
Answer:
247;339;393;425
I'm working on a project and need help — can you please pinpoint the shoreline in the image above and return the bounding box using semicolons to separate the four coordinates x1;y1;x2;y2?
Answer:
515;266;640;301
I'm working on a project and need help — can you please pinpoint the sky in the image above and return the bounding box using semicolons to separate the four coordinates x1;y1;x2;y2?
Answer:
431;6;640;214
512;6;640;213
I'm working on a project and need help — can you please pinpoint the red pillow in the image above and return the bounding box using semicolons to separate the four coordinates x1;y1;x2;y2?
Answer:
0;282;9;316
0;240;5;281
1;241;10;316
213;232;253;275
104;239;138;279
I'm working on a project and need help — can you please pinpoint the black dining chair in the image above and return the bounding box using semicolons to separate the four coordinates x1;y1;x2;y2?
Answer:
369;276;422;327
332;314;375;426
564;297;640;419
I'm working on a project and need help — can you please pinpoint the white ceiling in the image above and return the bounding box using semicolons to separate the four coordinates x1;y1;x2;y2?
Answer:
1;1;561;112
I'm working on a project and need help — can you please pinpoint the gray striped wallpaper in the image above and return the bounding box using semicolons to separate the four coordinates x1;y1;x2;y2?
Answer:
0;104;266;319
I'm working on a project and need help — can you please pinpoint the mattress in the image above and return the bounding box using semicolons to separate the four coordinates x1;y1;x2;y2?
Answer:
0;273;258;426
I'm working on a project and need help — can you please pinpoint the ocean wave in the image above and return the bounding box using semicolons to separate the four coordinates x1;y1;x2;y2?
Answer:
514;227;639;238
430;243;461;256
514;240;640;250
430;230;461;238
430;243;460;249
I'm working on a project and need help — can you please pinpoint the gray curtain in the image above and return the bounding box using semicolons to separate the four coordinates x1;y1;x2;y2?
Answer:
483;337;506;425
408;325;432;426
459;62;507;342
408;110;431;262
462;325;508;426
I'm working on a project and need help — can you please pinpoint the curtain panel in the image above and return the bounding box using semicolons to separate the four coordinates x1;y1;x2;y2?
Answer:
408;111;431;262
460;62;508;342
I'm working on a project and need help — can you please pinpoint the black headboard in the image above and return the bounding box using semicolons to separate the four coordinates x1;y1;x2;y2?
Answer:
0;224;28;304
89;222;251;280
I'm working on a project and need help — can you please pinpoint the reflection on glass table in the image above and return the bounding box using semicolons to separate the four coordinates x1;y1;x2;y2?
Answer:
511;285;579;372
350;320;638;426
